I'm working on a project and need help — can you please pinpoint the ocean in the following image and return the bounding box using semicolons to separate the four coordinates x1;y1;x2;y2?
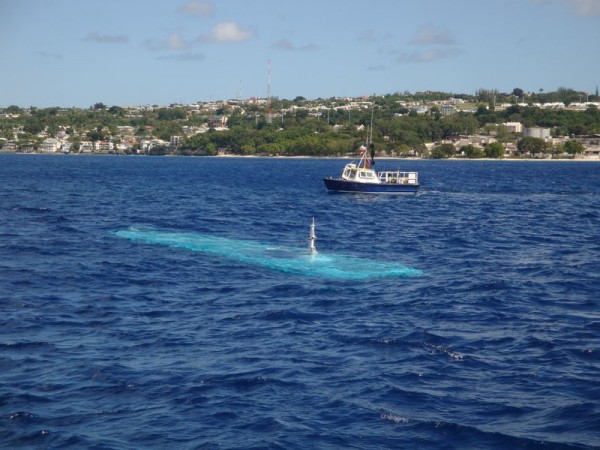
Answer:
1;154;599;449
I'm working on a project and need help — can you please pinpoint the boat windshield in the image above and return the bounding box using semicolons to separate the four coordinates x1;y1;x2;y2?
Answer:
358;170;375;179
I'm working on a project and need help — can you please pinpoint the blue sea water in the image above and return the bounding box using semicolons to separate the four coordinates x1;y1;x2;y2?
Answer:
1;154;599;449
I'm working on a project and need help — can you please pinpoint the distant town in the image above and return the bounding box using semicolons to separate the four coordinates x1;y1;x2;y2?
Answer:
1;87;599;159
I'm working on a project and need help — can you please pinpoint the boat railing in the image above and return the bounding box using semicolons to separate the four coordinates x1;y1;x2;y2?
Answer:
377;171;419;185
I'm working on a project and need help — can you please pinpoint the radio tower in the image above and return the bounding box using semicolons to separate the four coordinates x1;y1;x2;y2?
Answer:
236;80;242;102
266;59;273;124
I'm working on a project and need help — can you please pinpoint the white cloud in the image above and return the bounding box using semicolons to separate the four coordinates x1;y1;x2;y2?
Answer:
399;23;460;64
358;29;393;43
359;29;376;42
178;1;214;17
202;21;254;43
271;38;318;51
565;0;600;15
409;24;456;45
158;51;205;61
396;48;462;63
532;0;600;16
166;33;188;50
84;31;129;44
34;50;63;60
367;64;387;71
145;33;190;51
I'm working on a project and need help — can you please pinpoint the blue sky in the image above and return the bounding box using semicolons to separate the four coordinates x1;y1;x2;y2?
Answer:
1;0;599;107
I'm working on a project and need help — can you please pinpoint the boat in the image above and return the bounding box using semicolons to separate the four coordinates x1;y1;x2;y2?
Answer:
323;147;420;194
323;110;420;194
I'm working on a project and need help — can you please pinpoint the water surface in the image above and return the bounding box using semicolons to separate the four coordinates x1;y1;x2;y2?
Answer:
1;155;599;449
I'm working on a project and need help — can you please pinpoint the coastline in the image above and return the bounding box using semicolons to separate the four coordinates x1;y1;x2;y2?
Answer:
2;151;599;162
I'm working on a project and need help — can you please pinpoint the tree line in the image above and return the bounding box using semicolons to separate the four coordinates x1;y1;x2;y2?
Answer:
1;89;599;158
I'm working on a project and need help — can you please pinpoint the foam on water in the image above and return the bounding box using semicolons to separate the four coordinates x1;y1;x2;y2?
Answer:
113;227;422;280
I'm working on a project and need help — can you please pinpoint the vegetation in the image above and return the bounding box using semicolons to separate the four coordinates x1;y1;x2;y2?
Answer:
431;143;456;159
517;136;549;156
563;140;585;155
485;142;505;159
1;88;599;158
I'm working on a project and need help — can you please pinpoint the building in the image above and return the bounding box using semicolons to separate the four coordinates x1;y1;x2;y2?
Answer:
524;127;551;139
411;106;429;115
503;122;523;133
208;115;228;129
440;104;457;116
170;136;181;148
79;141;94;153
40;137;61;152
94;141;114;153
2;141;18;152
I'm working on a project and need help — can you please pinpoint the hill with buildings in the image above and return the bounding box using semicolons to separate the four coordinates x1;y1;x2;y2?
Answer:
1;88;600;159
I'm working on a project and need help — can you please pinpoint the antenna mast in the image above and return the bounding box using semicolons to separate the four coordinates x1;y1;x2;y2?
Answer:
308;217;317;254
369;105;374;144
266;59;273;124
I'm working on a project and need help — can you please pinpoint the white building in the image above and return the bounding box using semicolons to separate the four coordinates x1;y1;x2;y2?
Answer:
440;104;457;116
95;141;114;152
504;122;523;133
40;138;61;153
524;127;551;139
80;141;94;153
170;135;181;147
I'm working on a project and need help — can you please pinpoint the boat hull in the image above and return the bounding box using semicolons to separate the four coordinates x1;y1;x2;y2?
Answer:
323;177;419;194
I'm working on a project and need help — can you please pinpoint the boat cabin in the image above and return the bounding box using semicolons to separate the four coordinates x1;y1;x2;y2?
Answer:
341;163;381;184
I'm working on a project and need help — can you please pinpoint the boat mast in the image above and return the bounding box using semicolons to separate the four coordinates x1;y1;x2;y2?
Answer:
368;105;374;146
308;217;317;254
359;105;375;169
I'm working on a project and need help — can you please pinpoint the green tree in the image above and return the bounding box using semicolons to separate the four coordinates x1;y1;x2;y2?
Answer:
485;142;504;158
396;144;414;157
23;117;44;134
517;136;548;156
47;123;59;137
157;108;187;121
475;106;499;127
6;105;23;114
461;144;485;158
295;110;309;120
87;126;108;141
153;122;183;141
431;143;455;159
205;142;218;155
476;88;499;103
109;106;125;116
495;125;511;142
440;114;478;138
563;140;584;155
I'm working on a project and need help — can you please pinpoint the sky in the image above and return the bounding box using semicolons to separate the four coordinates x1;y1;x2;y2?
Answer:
1;0;599;108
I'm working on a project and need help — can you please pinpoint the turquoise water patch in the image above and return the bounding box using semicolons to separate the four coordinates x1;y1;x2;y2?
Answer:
114;228;422;280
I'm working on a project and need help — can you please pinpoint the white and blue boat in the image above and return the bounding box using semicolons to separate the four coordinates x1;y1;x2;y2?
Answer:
324;108;419;194
323;144;419;194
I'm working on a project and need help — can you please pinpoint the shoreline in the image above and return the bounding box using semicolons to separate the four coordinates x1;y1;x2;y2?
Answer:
1;151;599;162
